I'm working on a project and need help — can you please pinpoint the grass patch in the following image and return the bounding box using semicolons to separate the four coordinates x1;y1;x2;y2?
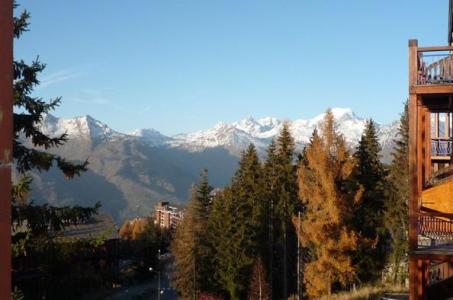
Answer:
315;285;408;300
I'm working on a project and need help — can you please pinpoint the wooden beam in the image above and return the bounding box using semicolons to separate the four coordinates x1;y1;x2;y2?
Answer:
408;93;419;300
409;39;418;87
417;104;424;196
410;85;453;95
417;45;453;52
409;257;420;300
412;252;453;261
424;108;431;182
0;0;13;299
408;39;420;300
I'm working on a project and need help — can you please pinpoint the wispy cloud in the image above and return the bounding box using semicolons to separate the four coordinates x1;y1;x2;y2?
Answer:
67;88;119;107
68;97;111;105
37;69;80;90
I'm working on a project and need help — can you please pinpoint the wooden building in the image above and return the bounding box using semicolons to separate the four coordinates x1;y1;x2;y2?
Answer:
408;1;453;298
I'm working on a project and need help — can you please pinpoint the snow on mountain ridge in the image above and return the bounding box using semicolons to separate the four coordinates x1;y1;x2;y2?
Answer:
40;108;398;157
41;114;124;141
128;128;171;146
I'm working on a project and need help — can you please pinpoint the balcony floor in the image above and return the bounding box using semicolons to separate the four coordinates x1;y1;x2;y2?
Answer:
411;84;453;94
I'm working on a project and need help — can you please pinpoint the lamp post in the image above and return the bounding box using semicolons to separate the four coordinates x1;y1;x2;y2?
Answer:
149;249;162;300
149;266;162;300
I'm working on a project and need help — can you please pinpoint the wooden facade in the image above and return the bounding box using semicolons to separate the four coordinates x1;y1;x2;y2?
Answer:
0;1;13;299
408;38;453;299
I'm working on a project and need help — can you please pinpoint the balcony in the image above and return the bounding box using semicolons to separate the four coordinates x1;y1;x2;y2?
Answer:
431;138;452;159
417;46;453;85
417;213;453;254
418;175;453;251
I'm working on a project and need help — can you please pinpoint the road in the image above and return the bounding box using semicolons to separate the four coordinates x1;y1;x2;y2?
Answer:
105;263;178;300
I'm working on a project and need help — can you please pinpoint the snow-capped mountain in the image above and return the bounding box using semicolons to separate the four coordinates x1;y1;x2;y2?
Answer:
40;108;398;157
31;108;399;222
166;108;396;155
41;114;125;141
128;128;171;146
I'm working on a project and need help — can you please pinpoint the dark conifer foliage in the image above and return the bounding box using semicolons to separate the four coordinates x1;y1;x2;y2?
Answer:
384;102;409;284
206;145;265;299
12;4;94;240
171;172;214;299
272;123;299;299
172;140;299;299
352;119;389;283
170;106;411;298
13;6;87;180
11;5;102;298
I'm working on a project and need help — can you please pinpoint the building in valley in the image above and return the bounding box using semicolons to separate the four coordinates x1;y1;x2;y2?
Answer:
154;201;185;230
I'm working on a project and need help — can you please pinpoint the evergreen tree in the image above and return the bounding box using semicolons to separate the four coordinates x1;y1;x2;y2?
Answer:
231;144;265;256
263;140;278;297
11;5;106;298
207;188;250;299
269;123;299;299
352;119;388;283
13;7;87;184
384;102;409;284
205;188;233;295
205;145;265;299
12;4;90;231
276;124;299;299
297;110;358;297
171;172;213;299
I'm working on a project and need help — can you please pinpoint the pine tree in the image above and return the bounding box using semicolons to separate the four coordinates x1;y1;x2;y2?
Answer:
11;5;103;298
205;188;233;295
262;140;278;297
13;8;87;183
207;188;249;299
12;4;89;224
205;145;265;299
352;119;388;283
273;123;298;299
171;190;200;299
384;102;409;284
297;110;358;297
231;144;265;256
171;172;213;299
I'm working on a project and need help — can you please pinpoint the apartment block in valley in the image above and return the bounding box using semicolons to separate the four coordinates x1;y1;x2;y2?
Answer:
154;201;185;230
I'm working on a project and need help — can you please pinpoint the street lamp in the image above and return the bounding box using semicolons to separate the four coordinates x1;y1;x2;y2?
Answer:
149;249;163;300
149;267;163;300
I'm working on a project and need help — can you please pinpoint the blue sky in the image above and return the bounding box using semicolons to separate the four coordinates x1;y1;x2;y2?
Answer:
16;0;448;135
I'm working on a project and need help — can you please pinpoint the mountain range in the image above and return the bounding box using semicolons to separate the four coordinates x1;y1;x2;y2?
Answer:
27;108;399;223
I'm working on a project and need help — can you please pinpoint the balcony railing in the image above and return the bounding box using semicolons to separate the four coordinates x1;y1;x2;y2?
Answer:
417;212;453;250
431;138;453;157
418;214;453;240
416;46;453;85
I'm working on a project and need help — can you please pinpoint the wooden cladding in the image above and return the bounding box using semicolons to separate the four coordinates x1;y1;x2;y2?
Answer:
409;40;453;300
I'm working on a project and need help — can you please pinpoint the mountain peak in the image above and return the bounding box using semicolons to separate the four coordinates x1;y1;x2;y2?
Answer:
40;114;123;140
40;108;396;159
330;107;354;118
128;128;170;146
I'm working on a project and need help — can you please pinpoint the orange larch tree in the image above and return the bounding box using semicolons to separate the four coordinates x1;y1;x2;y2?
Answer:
296;109;360;297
